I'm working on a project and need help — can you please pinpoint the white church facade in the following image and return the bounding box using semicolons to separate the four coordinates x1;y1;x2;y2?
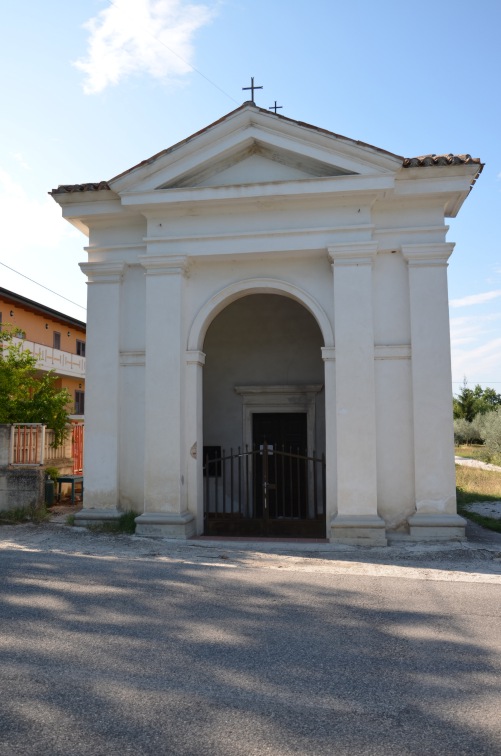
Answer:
51;102;482;544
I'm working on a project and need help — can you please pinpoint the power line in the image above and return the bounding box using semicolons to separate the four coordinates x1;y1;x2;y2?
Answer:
106;0;240;106
0;262;86;311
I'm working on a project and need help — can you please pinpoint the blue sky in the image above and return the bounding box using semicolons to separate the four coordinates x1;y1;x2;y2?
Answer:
1;0;500;392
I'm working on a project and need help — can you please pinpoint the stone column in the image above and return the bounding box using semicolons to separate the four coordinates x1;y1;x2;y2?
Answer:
185;350;205;535
328;243;386;545
134;255;195;538
402;244;465;539
75;262;124;526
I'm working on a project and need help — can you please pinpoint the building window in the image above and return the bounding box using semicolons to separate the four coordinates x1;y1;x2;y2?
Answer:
75;390;85;415
76;339;86;357
53;331;61;350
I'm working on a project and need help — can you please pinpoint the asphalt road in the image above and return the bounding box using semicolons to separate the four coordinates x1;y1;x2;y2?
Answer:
1;529;501;756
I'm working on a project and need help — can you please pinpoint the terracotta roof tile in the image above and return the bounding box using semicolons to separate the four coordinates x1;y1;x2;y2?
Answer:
402;154;481;167
50;181;111;195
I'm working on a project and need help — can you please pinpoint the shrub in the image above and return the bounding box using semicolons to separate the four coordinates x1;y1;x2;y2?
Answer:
480;407;501;456
454;417;482;445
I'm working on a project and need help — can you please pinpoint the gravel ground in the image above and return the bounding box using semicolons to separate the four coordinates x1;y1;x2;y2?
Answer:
1;518;501;582
455;455;501;473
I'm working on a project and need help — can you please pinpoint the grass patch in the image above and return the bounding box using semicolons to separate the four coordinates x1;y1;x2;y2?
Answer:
456;464;501;504
88;510;137;534
456;463;501;533
0;504;51;525
66;514;75;526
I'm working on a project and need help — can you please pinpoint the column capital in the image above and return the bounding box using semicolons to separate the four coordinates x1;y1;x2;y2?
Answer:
79;262;125;284
401;243;455;267
139;254;189;276
185;350;206;367
328;242;378;267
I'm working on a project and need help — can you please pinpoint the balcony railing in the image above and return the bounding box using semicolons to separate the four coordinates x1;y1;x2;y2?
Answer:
12;337;85;379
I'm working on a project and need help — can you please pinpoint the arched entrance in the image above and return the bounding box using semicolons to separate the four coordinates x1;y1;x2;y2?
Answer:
201;293;326;537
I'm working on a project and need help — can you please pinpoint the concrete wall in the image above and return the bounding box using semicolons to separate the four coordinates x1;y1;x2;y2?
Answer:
0;468;45;512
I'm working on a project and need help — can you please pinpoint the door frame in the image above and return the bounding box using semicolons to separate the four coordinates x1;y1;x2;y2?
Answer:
234;385;323;458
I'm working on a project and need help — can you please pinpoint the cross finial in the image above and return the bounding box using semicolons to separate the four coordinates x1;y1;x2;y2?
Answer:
242;76;263;103
269;101;282;114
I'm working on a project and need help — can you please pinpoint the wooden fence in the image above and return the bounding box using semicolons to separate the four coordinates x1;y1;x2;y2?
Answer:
10;423;84;474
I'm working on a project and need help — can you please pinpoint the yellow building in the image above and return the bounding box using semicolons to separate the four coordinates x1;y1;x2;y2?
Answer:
0;287;86;417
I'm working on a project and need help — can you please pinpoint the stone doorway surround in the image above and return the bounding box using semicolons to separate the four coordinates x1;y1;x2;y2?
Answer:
235;385;323;457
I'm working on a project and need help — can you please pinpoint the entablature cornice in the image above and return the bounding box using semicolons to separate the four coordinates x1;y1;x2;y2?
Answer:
138;254;189;277
84;243;146;256
79;261;126;283
144;223;374;259
373;224;449;249
394;174;476;217
119;174;394;210
328;242;379;266
58;201;142;236
401;243;455;266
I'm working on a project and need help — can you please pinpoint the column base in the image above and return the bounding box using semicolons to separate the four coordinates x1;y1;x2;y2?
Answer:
135;511;196;539
408;513;466;541
74;508;121;527
330;515;387;546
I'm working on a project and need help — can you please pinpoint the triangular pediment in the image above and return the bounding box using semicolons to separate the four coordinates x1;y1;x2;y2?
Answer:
110;103;403;195
157;140;356;189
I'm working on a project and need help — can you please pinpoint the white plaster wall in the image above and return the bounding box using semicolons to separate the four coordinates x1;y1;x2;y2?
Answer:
202;295;325;454
146;200;373;249
184;254;335;349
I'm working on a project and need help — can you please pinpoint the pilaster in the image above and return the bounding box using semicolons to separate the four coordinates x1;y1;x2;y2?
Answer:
321;347;337;535
328;243;386;545
75;262;124;523
185;350;206;535
401;243;465;539
134;255;195;538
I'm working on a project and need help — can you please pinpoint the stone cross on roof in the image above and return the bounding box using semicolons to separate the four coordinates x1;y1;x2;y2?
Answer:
242;77;263;103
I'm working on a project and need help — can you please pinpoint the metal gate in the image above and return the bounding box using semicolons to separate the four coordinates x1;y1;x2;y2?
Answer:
204;442;326;537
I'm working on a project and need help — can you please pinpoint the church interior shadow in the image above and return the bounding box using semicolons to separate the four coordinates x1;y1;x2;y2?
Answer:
0;547;500;755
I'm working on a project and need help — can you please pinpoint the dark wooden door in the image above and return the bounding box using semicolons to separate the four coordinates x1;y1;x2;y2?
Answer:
252;413;307;520
252;412;307;452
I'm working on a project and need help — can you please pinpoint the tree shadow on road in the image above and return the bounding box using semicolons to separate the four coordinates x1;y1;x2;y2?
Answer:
0;547;500;755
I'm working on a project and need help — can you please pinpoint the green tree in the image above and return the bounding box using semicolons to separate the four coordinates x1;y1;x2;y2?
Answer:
472;384;501;414
453;379;501;421
0;326;71;445
453;379;478;421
